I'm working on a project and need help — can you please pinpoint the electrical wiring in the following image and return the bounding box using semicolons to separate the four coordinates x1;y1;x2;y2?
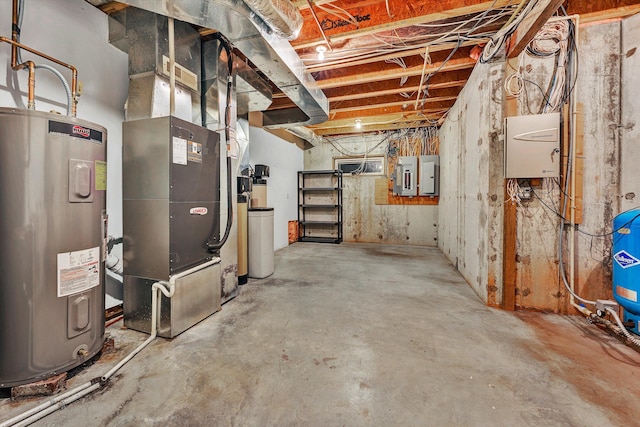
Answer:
506;179;523;205
414;7;514;28
527;19;570;112
480;0;538;63
385;56;409;86
315;2;358;26
415;39;462;108
531;187;640;238
304;2;514;69
326;133;391;157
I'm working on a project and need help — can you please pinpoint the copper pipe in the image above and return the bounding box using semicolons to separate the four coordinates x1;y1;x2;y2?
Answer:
5;0;78;115
25;59;35;109
11;0;19;59
0;36;78;116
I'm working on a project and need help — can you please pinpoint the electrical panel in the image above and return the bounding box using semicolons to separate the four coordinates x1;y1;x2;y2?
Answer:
419;155;439;196
393;156;417;196
505;112;561;178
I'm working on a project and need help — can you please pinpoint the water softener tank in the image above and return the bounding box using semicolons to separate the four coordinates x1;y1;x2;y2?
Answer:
612;208;640;335
0;108;107;387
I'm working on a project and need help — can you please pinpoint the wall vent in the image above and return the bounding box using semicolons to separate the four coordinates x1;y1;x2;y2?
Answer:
162;55;198;92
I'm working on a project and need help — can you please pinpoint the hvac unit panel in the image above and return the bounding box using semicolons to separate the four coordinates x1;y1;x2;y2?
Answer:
123;116;171;200
123;199;170;279
505;113;561;178
0;108;106;387
124;261;221;338
123;117;220;280
170;201;220;272
419;155;440;196
169;119;220;203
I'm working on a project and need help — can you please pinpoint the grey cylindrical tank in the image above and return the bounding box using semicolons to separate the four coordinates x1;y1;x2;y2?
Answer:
248;207;275;279
0;108;107;387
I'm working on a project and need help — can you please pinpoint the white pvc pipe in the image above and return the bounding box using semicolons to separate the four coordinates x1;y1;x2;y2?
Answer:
0;258;220;427
561;14;580;310
13;383;101;427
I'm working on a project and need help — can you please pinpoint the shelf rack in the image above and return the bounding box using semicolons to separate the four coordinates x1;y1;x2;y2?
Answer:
298;170;343;244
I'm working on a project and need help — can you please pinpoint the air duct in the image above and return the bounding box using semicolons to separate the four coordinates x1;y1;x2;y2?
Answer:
114;0;329;128
122;9;202;123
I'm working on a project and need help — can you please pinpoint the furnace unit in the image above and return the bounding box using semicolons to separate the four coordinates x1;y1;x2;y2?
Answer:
123;116;222;338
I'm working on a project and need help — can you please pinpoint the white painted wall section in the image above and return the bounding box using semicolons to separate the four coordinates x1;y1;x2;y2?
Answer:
249;127;303;250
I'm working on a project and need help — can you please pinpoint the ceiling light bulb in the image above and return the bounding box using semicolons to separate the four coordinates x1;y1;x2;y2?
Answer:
316;45;327;61
355;119;362;129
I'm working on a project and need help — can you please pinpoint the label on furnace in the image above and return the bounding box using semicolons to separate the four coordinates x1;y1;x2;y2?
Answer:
57;247;100;297
187;141;202;163
172;137;188;165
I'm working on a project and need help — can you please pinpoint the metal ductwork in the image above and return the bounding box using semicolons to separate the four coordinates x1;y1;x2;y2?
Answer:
113;0;328;128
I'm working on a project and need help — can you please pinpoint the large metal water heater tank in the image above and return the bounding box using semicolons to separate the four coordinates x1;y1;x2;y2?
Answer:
0;108;107;387
612;208;640;335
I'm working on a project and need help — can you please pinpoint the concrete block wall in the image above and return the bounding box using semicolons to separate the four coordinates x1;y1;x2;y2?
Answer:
304;134;438;246
439;18;640;312
438;60;504;305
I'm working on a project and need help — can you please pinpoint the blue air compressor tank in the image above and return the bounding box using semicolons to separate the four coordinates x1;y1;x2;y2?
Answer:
612;208;640;334
0;108;107;387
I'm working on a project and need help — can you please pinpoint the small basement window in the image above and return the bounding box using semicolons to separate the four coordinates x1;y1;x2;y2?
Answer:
334;156;385;176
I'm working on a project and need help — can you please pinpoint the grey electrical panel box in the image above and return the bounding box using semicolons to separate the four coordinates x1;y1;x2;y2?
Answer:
393;156;417;196
419;155;440;196
505;112;561;178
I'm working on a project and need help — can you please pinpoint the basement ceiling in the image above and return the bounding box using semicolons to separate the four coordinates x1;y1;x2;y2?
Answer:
95;0;640;138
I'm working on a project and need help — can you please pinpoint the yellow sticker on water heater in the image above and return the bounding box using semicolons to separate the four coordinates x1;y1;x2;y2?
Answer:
95;160;107;190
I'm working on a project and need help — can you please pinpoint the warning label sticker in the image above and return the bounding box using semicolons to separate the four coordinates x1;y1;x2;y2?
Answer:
614;250;640;269
95;160;107;191
616;285;638;302
57;247;100;297
172;136;187;165
187;141;202;163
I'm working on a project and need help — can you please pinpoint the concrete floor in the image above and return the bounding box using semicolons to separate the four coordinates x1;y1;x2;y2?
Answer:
2;242;640;426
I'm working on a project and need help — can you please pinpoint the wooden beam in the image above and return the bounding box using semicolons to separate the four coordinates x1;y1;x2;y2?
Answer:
507;0;565;58
312;119;443;135
502;56;519;311
580;5;640;24
310;111;444;135
301;40;483;71
293;0;518;49
270;88;459;110
97;1;128;14
329;100;455;116
316;57;476;89
328;79;467;103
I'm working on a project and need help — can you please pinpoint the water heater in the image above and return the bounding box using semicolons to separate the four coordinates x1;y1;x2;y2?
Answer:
0;108;107;387
612;209;640;335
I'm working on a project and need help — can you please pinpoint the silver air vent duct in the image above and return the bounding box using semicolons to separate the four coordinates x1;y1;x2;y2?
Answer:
242;0;303;40
115;0;328;128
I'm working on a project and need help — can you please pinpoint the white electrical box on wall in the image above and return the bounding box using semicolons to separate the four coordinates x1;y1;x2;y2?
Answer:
504;112;561;178
419;155;439;196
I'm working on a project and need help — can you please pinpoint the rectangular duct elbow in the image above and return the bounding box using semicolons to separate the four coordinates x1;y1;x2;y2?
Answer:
117;0;328;128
